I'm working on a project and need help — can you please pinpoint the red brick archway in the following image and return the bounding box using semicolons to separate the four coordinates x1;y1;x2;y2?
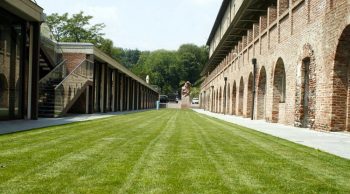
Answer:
232;81;237;115
0;74;9;108
238;77;244;116
272;58;286;123
219;87;222;113
227;83;230;114
332;25;350;131
257;67;267;120
211;87;215;112
216;89;219;113
246;73;254;118
295;44;316;128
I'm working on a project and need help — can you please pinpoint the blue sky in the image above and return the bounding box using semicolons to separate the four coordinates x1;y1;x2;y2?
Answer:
36;0;221;51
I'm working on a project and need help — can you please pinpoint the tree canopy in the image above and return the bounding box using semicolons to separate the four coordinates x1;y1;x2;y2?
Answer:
131;44;208;95
46;11;113;55
46;12;208;96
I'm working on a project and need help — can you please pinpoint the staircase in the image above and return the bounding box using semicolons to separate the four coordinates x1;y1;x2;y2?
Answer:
38;23;94;118
38;79;63;117
38;59;94;117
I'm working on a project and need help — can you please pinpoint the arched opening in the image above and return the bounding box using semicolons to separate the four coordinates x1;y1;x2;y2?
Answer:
219;87;222;113
295;44;316;128
238;77;244;116
227;83;230;114
272;58;286;123
0;74;9;118
257;67;267;120
216;89;219;113
332;26;350;131
246;73;254;118
232;81;237;115
213;90;218;112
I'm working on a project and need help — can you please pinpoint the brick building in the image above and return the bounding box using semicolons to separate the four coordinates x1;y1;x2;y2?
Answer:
200;0;350;132
0;0;43;120
0;0;158;121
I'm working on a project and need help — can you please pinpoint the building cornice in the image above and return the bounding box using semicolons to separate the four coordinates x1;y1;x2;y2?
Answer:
1;0;44;22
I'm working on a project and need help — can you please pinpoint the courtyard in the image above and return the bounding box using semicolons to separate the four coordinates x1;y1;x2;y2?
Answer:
0;109;349;193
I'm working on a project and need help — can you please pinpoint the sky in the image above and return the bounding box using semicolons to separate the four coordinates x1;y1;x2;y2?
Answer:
35;0;222;51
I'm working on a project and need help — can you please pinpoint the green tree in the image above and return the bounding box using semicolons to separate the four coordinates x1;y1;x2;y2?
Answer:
177;44;208;84
132;50;180;94
46;11;112;55
129;44;208;95
46;13;68;42
112;48;141;69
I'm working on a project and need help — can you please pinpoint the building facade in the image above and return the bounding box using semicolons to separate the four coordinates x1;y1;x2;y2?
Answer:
0;0;43;120
0;0;158;121
37;42;158;117
200;0;350;132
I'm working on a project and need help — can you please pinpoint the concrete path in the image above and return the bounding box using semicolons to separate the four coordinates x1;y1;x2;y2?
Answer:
0;110;149;135
193;109;350;160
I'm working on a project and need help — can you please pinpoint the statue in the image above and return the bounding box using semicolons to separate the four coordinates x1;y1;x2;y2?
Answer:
146;75;150;84
181;81;191;109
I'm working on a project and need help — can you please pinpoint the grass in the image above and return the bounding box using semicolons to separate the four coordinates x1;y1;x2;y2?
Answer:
0;109;349;193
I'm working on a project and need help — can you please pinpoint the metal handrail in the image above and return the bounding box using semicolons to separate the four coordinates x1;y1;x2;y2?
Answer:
39;59;67;83
40;22;66;66
54;59;94;90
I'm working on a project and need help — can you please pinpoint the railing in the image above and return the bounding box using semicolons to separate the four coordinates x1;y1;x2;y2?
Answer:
39;59;68;85
38;60;68;114
40;23;65;66
53;59;94;115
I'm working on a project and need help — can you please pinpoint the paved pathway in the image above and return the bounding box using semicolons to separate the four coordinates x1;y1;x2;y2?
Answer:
193;109;350;159
0;110;149;135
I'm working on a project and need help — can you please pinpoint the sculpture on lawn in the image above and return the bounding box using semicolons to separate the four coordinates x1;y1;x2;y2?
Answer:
181;81;191;109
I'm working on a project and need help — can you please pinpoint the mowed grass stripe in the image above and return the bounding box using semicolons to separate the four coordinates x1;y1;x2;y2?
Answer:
162;110;230;193
0;110;171;193
191;111;350;193
11;110;174;194
0;111;163;179
116;110;179;193
191;113;317;193
0;109;349;194
0;111;156;149
188;111;262;193
195;112;350;182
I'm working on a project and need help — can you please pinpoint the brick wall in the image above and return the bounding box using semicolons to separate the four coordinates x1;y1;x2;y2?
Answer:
64;53;87;73
200;0;350;132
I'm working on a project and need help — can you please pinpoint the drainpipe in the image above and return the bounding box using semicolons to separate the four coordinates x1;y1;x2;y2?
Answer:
251;58;257;120
211;86;214;112
223;77;227;114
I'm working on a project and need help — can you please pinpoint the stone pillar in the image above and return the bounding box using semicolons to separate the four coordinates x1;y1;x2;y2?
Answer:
115;70;120;112
30;22;41;120
120;74;124;111
106;67;111;112
132;80;135;110
111;70;116;112
126;77;130;111
135;82;139;110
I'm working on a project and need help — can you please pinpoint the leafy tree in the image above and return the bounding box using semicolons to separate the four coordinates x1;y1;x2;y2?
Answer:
46;11;112;55
46;11;208;95
130;44;208;95
46;13;68;42
177;44;208;84
112;48;141;69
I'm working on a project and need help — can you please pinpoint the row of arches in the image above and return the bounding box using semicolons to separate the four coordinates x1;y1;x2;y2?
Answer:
200;24;350;131
201;55;314;128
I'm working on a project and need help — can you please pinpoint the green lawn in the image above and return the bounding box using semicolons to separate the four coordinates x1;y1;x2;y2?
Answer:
0;109;349;193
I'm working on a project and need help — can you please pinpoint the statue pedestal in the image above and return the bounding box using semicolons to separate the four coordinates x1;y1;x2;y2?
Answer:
181;96;191;109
